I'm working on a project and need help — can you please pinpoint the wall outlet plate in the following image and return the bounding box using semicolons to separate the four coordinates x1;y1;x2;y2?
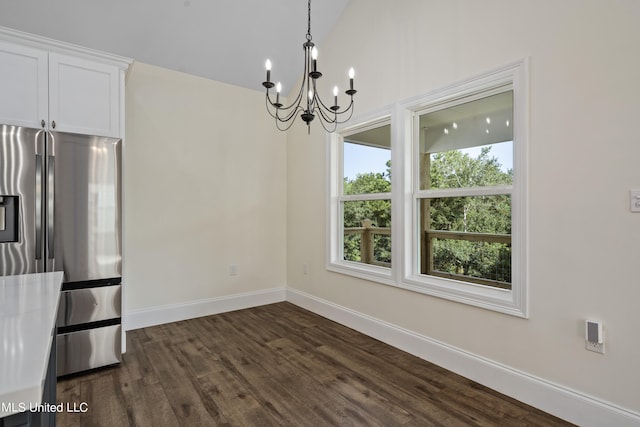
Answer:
586;341;605;354
631;190;640;212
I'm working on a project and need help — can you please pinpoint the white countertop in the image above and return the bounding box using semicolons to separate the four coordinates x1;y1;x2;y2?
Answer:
0;272;64;417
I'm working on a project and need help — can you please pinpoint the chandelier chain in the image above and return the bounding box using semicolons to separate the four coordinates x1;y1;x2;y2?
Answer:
306;0;312;42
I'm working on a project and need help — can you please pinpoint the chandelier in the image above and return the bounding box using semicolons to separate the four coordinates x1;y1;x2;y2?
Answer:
262;0;356;133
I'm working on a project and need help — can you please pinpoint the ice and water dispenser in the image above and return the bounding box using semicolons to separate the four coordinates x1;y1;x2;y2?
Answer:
0;196;19;243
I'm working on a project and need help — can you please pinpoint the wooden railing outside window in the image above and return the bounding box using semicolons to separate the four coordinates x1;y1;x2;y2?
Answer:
343;220;511;288
344;219;391;267
424;230;511;289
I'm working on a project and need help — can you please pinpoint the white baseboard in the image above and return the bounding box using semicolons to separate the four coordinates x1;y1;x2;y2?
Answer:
286;288;640;427
124;287;286;331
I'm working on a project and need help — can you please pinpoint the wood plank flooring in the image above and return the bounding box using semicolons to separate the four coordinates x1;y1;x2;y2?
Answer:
56;302;573;426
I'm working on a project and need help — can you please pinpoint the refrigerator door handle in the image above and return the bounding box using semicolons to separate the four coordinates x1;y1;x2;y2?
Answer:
0;200;5;232
47;155;55;260
35;154;43;260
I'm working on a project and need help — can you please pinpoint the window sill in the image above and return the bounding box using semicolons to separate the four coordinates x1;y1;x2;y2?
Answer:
400;273;527;317
326;260;395;287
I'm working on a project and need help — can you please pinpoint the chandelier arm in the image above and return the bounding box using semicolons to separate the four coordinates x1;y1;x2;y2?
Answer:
265;85;306;124
276;108;303;131
265;91;282;112
313;87;355;118
266;81;305;116
265;95;304;125
336;99;355;117
314;96;351;125
267;42;310;117
317;113;339;133
279;103;305;123
266;94;305;124
277;77;308;121
288;106;309;129
335;100;355;124
293;44;312;114
315;102;337;124
316;99;355;129
277;60;309;112
328;98;355;118
265;95;282;120
314;93;338;115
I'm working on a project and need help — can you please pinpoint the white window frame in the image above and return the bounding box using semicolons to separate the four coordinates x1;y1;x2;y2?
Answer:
326;108;395;286
327;59;528;317
399;59;529;317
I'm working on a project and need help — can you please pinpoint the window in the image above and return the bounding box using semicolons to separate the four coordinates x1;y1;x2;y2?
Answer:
327;114;394;284
328;60;528;316
417;91;514;289
402;61;528;316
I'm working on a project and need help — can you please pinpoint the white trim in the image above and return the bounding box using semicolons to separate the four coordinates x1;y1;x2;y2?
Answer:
119;66;127;353
401;60;524;114
340;192;392;202
416;185;513;199
124;287;286;331
400;58;529;317
286;288;640;427
0;25;132;69
326;262;395;286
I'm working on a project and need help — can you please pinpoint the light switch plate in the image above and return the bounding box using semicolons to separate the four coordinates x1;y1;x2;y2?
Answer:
585;320;605;354
631;190;640;212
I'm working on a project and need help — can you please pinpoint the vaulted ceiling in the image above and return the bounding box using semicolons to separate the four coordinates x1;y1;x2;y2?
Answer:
0;0;350;92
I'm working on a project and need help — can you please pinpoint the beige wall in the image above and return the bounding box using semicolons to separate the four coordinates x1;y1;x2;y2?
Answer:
124;62;287;311
286;0;640;413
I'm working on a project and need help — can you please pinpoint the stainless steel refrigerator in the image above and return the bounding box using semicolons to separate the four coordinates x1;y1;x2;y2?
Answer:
0;124;122;376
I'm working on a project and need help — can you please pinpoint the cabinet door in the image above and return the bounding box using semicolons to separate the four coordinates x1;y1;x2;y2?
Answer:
48;53;120;137
0;41;48;128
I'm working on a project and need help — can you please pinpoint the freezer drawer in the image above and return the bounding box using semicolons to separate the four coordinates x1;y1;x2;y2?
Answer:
57;284;121;327
57;324;121;376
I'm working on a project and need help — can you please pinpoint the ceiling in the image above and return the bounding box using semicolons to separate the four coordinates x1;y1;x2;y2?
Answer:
0;0;350;92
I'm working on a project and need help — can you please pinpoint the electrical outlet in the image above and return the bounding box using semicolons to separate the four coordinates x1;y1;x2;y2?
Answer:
586;341;605;354
303;262;309;275
229;264;238;276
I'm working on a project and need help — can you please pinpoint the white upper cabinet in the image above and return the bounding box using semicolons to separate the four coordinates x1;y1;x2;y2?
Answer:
0;41;48;129
0;28;131;138
48;53;120;137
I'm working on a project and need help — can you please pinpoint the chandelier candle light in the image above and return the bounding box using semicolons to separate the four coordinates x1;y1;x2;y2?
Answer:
262;0;357;133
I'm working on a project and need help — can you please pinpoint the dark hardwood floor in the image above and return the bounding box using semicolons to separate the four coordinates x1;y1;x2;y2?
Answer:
57;302;573;426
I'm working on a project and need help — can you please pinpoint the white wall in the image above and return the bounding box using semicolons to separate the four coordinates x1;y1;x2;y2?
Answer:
286;0;640;416
124;62;287;316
